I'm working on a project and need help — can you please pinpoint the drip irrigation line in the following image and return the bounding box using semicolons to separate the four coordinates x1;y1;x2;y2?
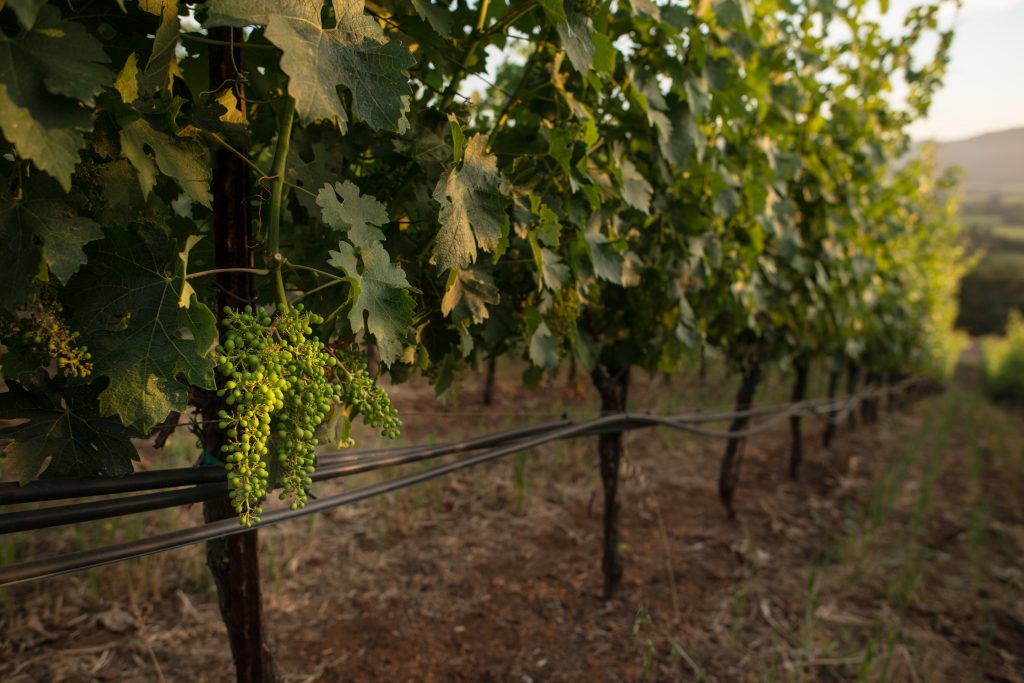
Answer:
0;399;849;530
0;379;928;582
0;379;916;506
0;419;575;505
0;485;225;535
0;381;919;530
0;419;601;534
0;414;634;585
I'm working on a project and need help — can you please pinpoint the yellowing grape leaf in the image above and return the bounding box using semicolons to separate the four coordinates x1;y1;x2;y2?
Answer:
432;134;509;272
441;267;499;324
0;6;112;189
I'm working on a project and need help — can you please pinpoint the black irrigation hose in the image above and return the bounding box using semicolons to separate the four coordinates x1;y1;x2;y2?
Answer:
0;380;926;585
0;397;844;506
0;466;225;505
0;418;609;535
0;419;577;506
0;415;658;535
0;485;225;535
0;413;634;586
0;386;911;536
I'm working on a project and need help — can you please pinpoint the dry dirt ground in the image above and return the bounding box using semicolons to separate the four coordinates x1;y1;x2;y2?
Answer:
1;367;1022;682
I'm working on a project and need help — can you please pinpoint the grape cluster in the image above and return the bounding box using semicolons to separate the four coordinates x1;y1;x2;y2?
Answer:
550;286;581;349
334;345;401;439
213;305;400;526
0;286;92;378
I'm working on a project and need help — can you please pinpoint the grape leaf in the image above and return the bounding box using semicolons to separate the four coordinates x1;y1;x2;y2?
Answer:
0;186;103;309
410;0;452;37
327;240;413;365
120;119;213;208
619;159;653;213
540;248;571;291
529;321;559;369
630;0;662;20
137;3;182;95
0;372;141;484
584;229;625;284
64;228;217;431
5;0;47;29
432;134;509;272
203;0;311;26
556;8;596;73
0;5;112;189
317;180;389;245
441;268;500;325
0;199;37;311
288;140;344;214
207;0;415;133
176;235;204;308
537;0;567;24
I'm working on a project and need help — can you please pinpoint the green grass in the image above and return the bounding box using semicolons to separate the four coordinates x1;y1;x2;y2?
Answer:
981;311;1024;401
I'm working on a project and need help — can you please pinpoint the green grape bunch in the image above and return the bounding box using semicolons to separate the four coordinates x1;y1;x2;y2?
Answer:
212;305;400;526
0;284;92;378
549;286;582;350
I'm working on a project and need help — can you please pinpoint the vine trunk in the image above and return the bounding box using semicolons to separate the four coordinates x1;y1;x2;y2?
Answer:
590;365;630;599
822;369;840;448
788;358;810;480
718;365;761;518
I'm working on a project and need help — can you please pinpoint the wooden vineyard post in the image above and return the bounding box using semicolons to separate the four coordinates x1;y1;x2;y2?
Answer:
718;365;761;518
590;365;630;599
200;28;278;683
788;357;810;480
822;367;840;447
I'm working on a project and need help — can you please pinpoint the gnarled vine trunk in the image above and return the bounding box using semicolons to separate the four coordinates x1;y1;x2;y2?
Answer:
482;356;497;405
788;357;810;480
201;29;278;683
719;365;761;518
590;365;630;599
822;368;840;448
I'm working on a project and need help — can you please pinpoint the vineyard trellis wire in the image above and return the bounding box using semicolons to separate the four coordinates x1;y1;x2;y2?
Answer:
0;377;928;586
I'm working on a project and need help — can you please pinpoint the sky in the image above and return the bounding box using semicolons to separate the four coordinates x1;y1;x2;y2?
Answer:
893;0;1024;142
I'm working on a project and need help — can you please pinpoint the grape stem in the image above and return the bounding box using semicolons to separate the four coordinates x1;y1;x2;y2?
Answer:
267;97;296;310
283;260;345;281
292;279;345;301
186;267;270;280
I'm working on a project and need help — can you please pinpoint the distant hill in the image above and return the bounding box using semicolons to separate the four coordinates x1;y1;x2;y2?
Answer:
928;128;1024;195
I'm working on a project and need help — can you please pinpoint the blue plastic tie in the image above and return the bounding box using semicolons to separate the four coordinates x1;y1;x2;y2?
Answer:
199;449;224;467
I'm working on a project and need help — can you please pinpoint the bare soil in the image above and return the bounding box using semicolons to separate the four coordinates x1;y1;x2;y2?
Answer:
1;369;1022;682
